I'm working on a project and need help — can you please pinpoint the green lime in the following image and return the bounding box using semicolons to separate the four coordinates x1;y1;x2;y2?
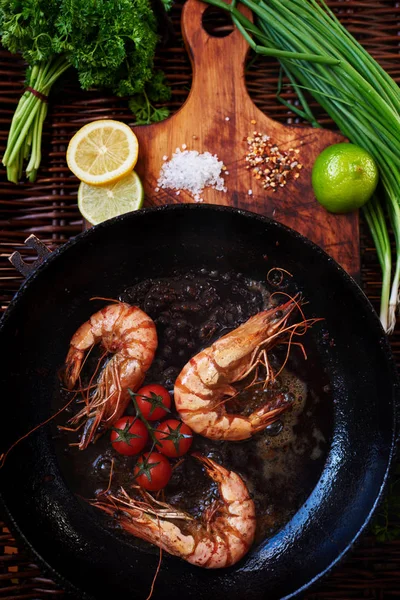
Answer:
78;170;144;225
312;143;379;213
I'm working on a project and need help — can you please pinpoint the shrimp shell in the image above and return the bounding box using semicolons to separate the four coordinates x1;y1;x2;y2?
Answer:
63;302;157;449
174;296;307;441
92;454;256;568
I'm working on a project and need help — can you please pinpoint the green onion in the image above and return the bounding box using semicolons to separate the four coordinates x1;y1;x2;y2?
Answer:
203;0;400;333
2;57;70;183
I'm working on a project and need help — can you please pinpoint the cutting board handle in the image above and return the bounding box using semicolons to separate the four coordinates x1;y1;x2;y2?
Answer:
181;0;252;106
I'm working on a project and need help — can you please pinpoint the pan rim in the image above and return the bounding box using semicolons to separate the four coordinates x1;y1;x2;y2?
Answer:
0;203;398;600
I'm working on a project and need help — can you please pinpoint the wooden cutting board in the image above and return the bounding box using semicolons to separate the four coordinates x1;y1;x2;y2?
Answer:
132;0;359;278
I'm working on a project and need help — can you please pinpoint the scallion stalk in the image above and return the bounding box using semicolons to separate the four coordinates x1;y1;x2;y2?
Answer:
203;0;400;333
2;56;70;183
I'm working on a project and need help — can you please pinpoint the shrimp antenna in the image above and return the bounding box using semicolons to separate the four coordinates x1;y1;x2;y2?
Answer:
270;290;307;323
145;528;163;600
0;391;79;469
82;346;107;413
273;321;310;380
90;296;123;304
267;267;293;287
97;458;115;497
212;298;323;409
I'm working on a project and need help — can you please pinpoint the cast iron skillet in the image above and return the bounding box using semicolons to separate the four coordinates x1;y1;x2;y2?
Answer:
0;204;398;600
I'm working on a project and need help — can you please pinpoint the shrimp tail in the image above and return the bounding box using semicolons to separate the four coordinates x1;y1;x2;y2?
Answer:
64;347;85;390
193;453;229;482
249;394;295;433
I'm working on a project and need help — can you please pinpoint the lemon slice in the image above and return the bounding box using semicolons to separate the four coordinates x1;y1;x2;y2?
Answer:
78;171;144;225
67;120;139;186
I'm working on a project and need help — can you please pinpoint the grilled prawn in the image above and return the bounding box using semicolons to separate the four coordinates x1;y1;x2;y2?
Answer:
93;454;256;568
174;297;309;441
63;302;157;449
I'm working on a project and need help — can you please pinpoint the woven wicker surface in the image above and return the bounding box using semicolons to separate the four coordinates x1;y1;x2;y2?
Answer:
0;0;399;598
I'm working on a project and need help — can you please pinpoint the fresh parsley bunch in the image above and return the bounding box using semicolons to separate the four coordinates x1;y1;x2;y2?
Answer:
0;0;171;183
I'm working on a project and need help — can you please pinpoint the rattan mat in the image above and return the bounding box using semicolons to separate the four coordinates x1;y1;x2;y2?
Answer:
0;1;400;598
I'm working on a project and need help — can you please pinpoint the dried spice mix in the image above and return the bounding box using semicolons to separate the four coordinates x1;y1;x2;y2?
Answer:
245;132;303;191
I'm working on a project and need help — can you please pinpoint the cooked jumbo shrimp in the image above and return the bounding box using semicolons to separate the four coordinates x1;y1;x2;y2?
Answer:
92;454;255;568
63;302;157;449
174;296;310;441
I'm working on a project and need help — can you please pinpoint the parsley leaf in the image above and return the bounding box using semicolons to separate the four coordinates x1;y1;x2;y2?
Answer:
129;90;170;125
0;0;173;182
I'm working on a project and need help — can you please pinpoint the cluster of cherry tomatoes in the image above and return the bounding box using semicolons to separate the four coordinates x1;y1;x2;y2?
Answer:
110;384;193;491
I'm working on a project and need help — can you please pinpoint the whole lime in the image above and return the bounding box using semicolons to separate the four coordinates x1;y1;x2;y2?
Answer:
312;143;379;213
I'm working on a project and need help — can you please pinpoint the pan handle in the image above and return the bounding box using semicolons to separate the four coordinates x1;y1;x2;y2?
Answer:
9;234;52;278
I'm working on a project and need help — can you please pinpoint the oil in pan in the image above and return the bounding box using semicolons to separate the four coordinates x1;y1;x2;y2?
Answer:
53;267;332;548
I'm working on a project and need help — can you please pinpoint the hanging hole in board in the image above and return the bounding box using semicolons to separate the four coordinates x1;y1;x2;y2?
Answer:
202;6;234;37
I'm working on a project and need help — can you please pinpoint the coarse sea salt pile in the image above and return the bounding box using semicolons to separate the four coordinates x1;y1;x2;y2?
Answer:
156;148;227;202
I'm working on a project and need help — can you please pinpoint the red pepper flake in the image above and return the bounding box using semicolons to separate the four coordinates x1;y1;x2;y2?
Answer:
245;132;303;191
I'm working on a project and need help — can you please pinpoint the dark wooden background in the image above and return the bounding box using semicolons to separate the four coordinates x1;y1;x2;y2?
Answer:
0;1;400;598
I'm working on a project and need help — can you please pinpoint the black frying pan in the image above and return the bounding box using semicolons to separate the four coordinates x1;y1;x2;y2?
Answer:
0;204;398;600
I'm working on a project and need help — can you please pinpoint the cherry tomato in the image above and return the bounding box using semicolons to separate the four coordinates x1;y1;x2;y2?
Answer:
134;452;172;491
154;419;193;458
110;416;148;456
135;384;171;421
